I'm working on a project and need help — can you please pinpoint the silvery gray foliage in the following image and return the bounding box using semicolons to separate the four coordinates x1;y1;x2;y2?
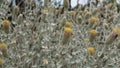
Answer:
0;0;120;68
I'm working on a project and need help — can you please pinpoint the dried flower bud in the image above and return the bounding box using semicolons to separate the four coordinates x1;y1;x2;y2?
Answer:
42;59;48;65
17;14;23;24
0;58;3;66
107;3;113;9
59;6;64;14
43;9;48;14
48;6;51;10
55;9;59;17
105;28;120;45
2;20;10;33
89;30;98;42
76;15;82;23
83;10;89;15
44;0;48;7
63;0;69;10
87;47;95;55
13;6;19;16
85;38;90;42
62;27;73;44
65;22;72;27
61;17;67;27
10;40;16;44
70;11;76;17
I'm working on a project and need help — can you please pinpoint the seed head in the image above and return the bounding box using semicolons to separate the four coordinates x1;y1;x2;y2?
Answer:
42;59;48;65
17;14;23;24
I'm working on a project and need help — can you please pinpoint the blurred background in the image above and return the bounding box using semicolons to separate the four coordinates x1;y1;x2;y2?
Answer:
10;0;120;8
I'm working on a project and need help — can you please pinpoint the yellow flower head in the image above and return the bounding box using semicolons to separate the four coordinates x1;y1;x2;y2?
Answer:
0;58;3;65
2;19;10;33
64;27;73;37
90;30;98;36
90;17;99;22
87;47;95;55
64;27;73;33
65;22;72;27
113;28;120;36
0;43;7;52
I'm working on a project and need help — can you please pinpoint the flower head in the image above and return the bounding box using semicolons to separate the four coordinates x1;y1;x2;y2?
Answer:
64;27;73;37
87;47;95;55
90;30;98;36
13;6;19;15
90;17;99;23
62;27;73;45
65;22;72;27
2;19;10;33
113;28;120;36
0;43;7;52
